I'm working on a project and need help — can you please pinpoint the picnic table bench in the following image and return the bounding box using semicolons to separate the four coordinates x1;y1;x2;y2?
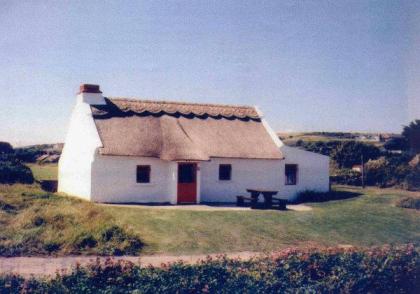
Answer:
236;189;287;210
236;195;258;208
267;195;287;210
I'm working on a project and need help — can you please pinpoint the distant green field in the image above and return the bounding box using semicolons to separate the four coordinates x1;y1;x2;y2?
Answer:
279;132;383;147
27;163;58;181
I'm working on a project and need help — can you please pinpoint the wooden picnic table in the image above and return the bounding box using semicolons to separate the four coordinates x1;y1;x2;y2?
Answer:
246;189;278;201
237;189;287;210
245;189;284;209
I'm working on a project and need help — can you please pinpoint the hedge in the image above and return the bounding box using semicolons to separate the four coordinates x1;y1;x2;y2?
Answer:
1;245;418;293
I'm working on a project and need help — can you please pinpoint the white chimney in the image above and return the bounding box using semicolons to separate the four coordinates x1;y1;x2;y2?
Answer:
76;84;106;105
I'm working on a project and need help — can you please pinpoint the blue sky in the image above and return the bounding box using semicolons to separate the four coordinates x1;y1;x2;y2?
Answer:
0;0;418;146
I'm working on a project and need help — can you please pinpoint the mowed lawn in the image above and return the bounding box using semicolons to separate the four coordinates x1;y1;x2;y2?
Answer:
104;186;420;254
27;163;58;181
6;163;418;256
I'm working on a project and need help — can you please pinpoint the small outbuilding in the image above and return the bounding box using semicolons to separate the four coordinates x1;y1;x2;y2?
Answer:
58;84;329;203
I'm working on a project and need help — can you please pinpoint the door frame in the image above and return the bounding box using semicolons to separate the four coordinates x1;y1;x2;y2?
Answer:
177;162;199;204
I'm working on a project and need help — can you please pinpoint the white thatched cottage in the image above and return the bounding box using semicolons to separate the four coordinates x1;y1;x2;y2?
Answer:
58;84;329;203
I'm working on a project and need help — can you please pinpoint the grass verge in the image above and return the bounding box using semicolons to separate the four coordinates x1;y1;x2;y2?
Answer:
0;184;142;256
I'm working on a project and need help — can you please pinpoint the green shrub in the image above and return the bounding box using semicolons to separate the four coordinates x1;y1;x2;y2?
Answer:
0;200;16;213
295;140;341;156
294;140;380;168
0;159;34;184
365;154;416;189
332;141;380;168
98;225;144;256
402;119;420;153
330;169;361;186
74;233;98;249
100;225;126;242
44;241;61;253
396;197;420;210
1;245;418;293
291;138;417;190
13;147;44;163
404;165;420;191
384;137;408;151
32;216;45;227
364;157;386;185
71;227;143;255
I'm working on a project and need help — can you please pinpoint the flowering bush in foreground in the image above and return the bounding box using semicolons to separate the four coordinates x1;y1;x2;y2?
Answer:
1;245;419;293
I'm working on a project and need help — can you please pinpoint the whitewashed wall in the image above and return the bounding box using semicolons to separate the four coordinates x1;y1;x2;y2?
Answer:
199;148;329;202
200;158;283;202
91;155;178;203
89;149;329;204
58;98;103;200
279;145;330;200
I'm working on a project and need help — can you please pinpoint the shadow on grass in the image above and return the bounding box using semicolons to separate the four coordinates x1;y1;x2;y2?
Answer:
291;190;363;204
396;196;420;210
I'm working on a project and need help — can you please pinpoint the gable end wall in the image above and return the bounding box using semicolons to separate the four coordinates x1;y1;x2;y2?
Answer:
58;101;103;200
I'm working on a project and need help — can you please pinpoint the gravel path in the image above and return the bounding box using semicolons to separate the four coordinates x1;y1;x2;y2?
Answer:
0;252;259;277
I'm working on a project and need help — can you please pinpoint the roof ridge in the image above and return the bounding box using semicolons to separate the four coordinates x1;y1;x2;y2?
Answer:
107;97;255;110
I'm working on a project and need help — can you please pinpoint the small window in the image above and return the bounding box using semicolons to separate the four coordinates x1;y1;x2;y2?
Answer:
219;164;232;181
136;165;151;183
285;164;297;185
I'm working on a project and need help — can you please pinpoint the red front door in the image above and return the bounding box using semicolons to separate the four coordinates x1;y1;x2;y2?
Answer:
177;163;197;204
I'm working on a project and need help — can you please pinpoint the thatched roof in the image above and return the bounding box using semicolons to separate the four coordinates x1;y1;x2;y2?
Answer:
91;98;283;161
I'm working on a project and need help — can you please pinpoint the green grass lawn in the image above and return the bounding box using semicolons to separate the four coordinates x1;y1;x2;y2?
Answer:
27;163;58;181
105;186;420;254
1;164;419;256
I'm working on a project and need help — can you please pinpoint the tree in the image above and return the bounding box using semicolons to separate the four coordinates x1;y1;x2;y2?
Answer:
0;142;13;154
364;153;413;188
14;147;44;163
402;120;420;154
365;157;388;186
404;165;420;191
383;137;408;151
296;140;341;156
332;141;380;168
